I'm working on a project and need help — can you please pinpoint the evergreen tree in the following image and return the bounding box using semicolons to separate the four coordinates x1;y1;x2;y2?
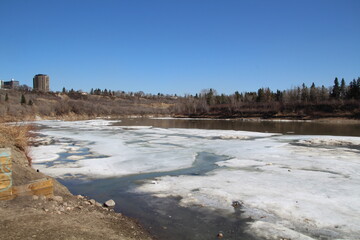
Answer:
340;78;346;99
275;90;283;102
62;87;66;94
205;88;215;105
331;77;340;99
257;88;265;102
348;78;360;99
5;93;9;102
90;88;94;95
28;99;33;106
310;83;317;102
320;85;329;101
21;94;26;105
301;83;309;102
234;91;241;101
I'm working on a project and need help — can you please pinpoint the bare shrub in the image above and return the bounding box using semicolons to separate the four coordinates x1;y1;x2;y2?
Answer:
0;123;34;165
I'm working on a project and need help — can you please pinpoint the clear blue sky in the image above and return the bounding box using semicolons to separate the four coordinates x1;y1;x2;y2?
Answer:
0;0;359;95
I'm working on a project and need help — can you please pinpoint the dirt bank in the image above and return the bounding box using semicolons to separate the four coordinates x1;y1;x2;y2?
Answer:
0;147;153;240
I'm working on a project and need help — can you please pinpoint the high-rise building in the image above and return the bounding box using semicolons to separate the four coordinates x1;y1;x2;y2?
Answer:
33;74;50;92
2;79;19;89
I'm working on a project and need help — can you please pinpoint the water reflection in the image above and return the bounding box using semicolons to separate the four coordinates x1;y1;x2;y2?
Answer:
114;118;360;136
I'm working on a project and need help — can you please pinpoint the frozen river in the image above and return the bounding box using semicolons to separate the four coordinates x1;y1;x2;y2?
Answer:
30;118;360;240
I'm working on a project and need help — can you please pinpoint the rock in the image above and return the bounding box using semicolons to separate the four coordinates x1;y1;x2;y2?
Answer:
32;195;39;201
84;201;91;205
39;195;47;201
59;207;65;212
43;208;49;212
77;195;84;200
89;199;96;205
217;232;224;238
50;196;63;203
104;199;116;208
95;202;102;207
232;200;243;208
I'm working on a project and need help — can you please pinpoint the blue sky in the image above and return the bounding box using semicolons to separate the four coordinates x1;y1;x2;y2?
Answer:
0;0;359;95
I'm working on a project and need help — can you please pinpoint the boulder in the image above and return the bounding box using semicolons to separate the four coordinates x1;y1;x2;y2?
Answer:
104;199;116;208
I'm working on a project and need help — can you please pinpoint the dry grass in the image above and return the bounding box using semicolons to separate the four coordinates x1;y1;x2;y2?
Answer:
0;123;33;166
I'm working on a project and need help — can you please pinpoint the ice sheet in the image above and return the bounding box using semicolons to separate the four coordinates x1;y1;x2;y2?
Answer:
30;119;360;239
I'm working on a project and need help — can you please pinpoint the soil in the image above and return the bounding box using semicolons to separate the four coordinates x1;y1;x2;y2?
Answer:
0;147;154;240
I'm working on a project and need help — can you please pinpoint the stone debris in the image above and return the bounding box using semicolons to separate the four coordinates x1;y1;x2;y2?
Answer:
104;199;116;208
32;195;39;201
76;195;84;200
39;195;47;201
89;199;96;205
50;196;64;203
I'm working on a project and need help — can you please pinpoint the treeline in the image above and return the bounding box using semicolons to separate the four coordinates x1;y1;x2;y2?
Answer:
173;77;360;119
1;77;359;121
62;87;178;99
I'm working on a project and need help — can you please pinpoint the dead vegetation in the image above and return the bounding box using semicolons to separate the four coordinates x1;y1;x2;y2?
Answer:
0;89;175;120
0;123;33;165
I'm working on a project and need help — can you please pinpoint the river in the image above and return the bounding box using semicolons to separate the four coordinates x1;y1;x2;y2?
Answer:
31;118;360;240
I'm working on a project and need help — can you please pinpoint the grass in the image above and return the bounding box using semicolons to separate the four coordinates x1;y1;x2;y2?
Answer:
0;123;33;166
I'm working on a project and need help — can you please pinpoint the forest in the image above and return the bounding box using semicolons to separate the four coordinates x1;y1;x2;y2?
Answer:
173;77;360;119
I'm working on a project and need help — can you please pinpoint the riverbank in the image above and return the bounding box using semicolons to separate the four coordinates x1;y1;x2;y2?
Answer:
2;112;360;125
0;125;153;240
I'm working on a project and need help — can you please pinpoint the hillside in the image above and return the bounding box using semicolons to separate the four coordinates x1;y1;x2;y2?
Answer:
1;78;360;121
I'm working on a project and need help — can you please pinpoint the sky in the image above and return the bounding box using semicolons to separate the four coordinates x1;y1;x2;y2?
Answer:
0;0;359;95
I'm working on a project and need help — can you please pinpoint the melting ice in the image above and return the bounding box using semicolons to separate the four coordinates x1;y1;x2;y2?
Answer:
31;120;360;239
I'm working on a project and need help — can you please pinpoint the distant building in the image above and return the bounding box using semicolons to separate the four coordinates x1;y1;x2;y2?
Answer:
0;80;3;88
2;79;19;89
33;74;50;92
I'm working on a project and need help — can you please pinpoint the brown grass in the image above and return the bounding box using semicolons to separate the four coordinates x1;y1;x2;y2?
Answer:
0;123;33;166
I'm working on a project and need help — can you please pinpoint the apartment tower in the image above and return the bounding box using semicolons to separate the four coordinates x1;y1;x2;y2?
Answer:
33;74;50;92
